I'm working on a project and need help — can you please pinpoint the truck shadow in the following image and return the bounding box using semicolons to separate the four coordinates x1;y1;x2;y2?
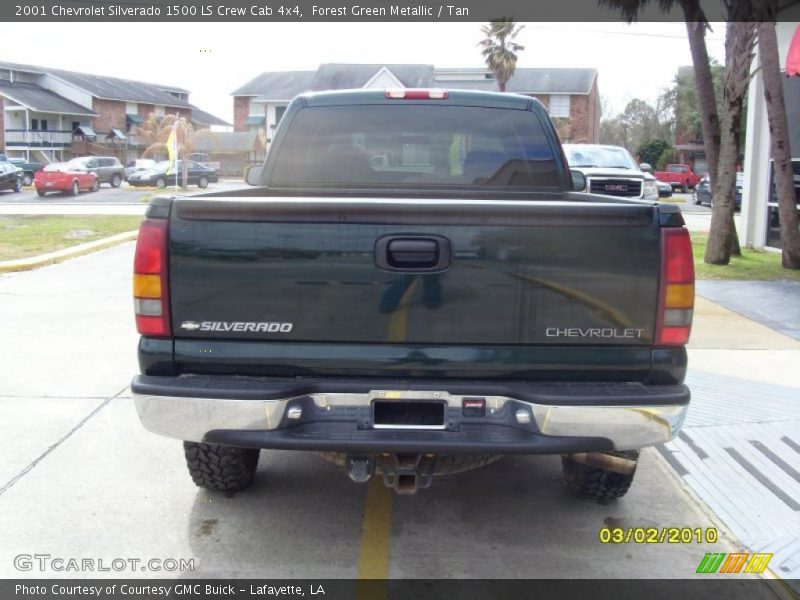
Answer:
182;451;688;578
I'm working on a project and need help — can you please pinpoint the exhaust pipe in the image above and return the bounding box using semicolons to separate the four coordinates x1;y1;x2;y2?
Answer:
567;452;638;475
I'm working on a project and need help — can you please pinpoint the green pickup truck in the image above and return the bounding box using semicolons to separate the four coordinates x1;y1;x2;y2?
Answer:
7;158;43;186
131;89;695;497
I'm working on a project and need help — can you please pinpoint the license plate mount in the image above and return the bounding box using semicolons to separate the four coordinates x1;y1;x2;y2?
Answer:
372;400;446;429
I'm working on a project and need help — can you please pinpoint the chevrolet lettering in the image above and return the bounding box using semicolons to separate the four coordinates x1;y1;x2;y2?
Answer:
545;327;645;339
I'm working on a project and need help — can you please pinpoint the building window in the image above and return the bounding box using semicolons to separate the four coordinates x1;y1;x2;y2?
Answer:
275;106;287;125
30;119;38;130
41;120;48;131
549;95;571;119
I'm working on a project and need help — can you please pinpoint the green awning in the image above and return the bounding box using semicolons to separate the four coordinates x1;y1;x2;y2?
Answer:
126;113;144;124
245;115;265;125
74;125;96;139
108;129;127;140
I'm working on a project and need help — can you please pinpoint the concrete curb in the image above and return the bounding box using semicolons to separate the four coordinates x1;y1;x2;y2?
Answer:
0;230;138;273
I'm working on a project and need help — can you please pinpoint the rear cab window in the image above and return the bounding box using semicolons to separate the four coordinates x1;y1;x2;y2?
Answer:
269;103;562;192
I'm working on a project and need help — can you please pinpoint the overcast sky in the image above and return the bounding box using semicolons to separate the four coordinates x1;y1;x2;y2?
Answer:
0;22;726;125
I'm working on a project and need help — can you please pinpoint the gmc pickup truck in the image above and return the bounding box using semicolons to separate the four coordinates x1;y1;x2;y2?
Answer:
132;89;694;497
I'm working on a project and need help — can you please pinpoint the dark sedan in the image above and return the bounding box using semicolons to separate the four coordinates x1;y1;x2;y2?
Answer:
693;172;743;210
126;160;218;189
0;161;24;193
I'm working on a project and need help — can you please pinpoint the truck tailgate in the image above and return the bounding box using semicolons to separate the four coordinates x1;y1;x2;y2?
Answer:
164;196;662;378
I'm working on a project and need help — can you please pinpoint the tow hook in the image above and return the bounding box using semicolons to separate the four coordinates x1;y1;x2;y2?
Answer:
377;453;437;495
567;452;638;475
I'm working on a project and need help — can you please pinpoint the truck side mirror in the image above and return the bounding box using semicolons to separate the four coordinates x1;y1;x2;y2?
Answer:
245;165;263;186
639;163;652;172
570;169;587;192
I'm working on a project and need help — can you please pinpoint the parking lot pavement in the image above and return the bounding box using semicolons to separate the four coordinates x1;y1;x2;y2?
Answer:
0;243;772;584
670;192;713;214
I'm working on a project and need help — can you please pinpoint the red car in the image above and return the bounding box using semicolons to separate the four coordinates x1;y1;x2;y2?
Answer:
34;163;99;197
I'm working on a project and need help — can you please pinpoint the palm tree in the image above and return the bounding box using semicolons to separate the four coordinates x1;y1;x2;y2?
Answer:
600;0;748;261
478;19;525;92
140;113;195;190
139;113;174;161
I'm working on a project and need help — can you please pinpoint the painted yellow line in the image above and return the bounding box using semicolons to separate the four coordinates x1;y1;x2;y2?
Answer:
354;277;420;583
356;478;393;579
387;278;418;342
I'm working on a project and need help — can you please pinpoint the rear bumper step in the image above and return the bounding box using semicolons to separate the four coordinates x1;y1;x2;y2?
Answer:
132;375;689;453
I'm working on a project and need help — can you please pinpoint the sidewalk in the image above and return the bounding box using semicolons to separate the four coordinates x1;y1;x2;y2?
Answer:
661;285;800;587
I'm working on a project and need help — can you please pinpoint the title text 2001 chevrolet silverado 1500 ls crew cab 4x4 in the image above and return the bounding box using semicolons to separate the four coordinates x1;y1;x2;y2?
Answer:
132;89;694;497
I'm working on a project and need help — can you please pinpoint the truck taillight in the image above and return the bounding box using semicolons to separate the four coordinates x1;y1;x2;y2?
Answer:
133;218;171;337
655;228;694;346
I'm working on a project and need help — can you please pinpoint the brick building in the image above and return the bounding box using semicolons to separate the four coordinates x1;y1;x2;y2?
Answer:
0;60;228;163
232;64;599;146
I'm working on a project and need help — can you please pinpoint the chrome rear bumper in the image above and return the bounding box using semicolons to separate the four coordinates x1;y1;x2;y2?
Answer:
132;376;689;453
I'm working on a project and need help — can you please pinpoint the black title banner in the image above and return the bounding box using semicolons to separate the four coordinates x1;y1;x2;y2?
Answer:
5;0;799;22
3;579;798;600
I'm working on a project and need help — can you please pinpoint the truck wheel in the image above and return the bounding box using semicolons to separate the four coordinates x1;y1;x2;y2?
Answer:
36;189;47;197
156;177;166;189
23;174;33;186
197;176;209;189
183;441;260;492
562;451;638;500
111;174;122;188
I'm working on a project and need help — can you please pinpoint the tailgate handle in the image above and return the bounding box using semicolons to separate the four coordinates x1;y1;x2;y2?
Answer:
375;235;452;272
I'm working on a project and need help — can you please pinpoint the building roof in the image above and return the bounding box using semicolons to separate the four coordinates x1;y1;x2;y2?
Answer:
189;105;231;127
193;131;261;154
310;64;435;91
232;65;598;101
0;80;96;116
47;67;192;107
232;71;316;98
0;60;192;108
438;68;598;94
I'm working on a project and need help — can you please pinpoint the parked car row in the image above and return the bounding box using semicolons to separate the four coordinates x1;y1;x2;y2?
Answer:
0;155;221;198
0;154;221;197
